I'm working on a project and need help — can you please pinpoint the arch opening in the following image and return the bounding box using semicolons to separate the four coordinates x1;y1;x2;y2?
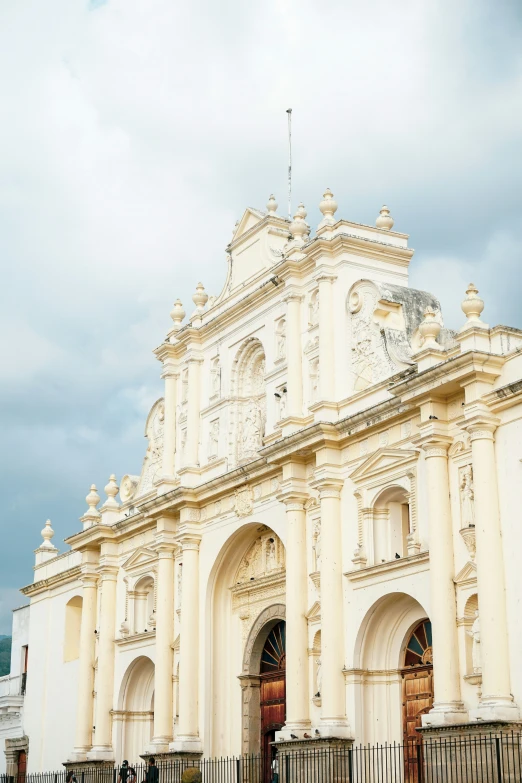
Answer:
116;655;155;764
372;485;410;563
64;596;83;662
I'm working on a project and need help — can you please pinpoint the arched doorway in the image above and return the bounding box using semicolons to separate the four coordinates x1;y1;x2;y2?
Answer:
116;656;155;763
260;621;286;759
401;619;433;742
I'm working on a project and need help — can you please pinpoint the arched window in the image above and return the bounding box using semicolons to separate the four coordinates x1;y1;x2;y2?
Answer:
64;596;83;662
404;620;432;667
261;621;286;673
133;576;155;634
372;486;410;563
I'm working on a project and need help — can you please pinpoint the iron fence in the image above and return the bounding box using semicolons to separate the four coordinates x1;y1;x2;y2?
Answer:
3;732;522;783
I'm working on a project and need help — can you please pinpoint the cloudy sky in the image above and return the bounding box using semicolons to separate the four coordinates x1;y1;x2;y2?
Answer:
1;0;521;632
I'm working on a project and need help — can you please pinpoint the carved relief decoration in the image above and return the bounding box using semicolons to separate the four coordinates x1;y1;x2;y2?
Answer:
234;485;254;518
136;398;165;496
234;530;285;587
459;464;475;529
449;431;472;457
230;338;266;465
348;282;395;390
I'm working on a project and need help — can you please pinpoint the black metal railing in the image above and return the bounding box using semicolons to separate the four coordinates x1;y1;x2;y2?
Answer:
2;732;521;783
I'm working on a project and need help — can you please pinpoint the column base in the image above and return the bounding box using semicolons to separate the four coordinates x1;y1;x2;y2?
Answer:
422;701;468;727
86;747;115;761
169;737;203;754
276;721;312;742
470;696;520;722
67;751;89;763
149;737;173;753
318;720;353;739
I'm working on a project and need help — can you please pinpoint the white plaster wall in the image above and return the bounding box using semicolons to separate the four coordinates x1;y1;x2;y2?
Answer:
23;581;82;772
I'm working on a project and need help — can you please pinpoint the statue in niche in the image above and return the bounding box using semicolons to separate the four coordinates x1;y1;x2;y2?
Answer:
466;610;481;673
309;293;319;327
252;359;265;395
181;428;187;458
241;399;263;458
210;360;221;398
279;389;287;420
182;370;188;403
266;538;276;571
460;465;475;528
315;658;322;697
313;519;322;571
209;419;219;458
276;323;286;360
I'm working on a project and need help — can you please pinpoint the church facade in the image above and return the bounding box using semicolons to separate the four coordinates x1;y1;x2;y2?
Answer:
3;191;522;773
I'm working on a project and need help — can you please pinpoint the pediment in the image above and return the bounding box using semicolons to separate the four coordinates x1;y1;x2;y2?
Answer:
306;601;321;622
122;547;157;572
454;561;477;586
231;208;266;244
350;447;418;482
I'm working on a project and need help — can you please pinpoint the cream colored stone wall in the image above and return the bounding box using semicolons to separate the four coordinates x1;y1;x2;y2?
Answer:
7;196;522;769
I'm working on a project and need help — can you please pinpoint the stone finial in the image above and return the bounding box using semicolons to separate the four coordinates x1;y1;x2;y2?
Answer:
289;203;310;245
103;475;120;511
82;484;101;528
170;299;186;330
267;194;278;215
192;282;208;314
419;307;441;348
40;519;57;551
319;188;338;225
460;283;486;330
376;205;394;231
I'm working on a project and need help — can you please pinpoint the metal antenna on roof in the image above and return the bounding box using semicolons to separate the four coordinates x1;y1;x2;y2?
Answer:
286;108;292;219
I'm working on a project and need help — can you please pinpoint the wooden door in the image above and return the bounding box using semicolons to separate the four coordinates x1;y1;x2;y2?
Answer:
402;667;433;742
17;750;27;783
402;620;434;783
260;622;286;783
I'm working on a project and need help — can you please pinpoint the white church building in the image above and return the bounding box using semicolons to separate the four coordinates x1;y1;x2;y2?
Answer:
2;190;522;773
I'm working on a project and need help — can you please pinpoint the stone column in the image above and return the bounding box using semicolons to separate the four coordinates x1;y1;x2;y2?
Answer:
161;366;178;480
420;439;466;725
280;498;310;738
171;535;202;753
467;421;519;720
89;560;118;760
284;293;304;419
185;356;202;468
151;535;176;750
317;482;350;737
70;568;98;760
317;274;336;402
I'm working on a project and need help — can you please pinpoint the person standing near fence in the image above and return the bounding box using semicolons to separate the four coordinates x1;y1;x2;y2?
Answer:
66;771;77;783
119;760;129;783
145;757;159;783
271;750;279;783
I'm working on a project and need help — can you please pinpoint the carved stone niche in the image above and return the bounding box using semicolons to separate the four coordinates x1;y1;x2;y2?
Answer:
231;530;286;648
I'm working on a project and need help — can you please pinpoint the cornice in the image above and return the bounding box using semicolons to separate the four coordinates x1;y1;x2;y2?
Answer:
345;551;429;583
21;565;82;597
303;231;414;267
389;350;505;401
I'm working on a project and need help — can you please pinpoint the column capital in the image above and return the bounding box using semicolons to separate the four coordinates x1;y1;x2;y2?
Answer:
283;290;304;304
161;365;180;380
414;431;453;458
185;351;204;365
316;482;343;500
279;495;307;512
79;569;99;587
463;414;500;441
314;271;337;285
155;542;177;558
97;562;119;580
177;534;201;552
